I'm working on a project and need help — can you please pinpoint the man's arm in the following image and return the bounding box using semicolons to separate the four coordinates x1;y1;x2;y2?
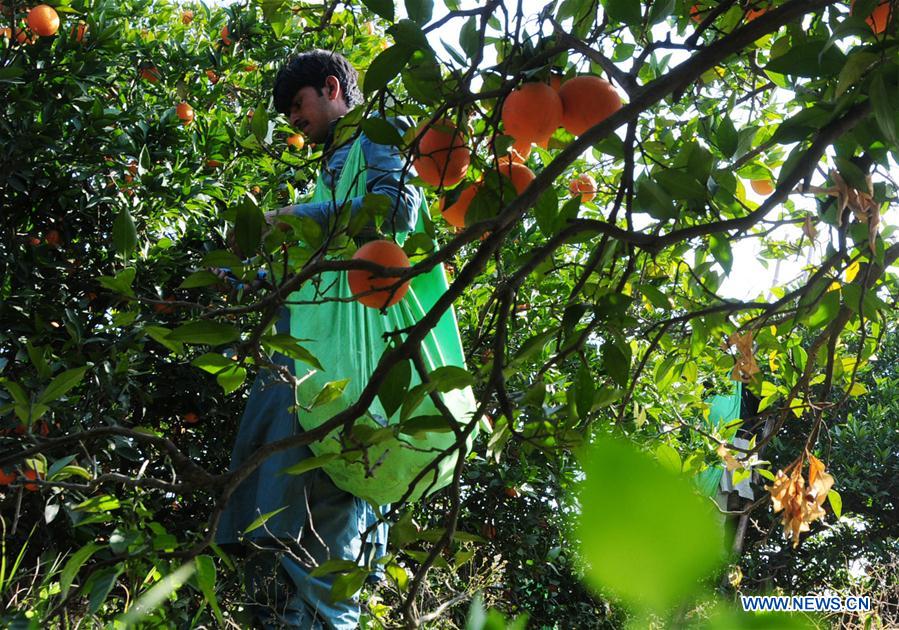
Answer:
266;118;422;234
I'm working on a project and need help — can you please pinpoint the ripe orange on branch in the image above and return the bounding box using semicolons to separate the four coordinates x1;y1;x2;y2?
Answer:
140;65;161;83
440;184;479;228
221;25;232;45
412;119;470;188
558;75;622;136
176;101;194;124
348;240;411;309
501;81;562;144
851;0;893;34
569;173;597;202
23;468;41;491
181;10;193;24
286;134;304;149
27;4;59;36
496;159;535;195
71;21;87;42
750;179;774;195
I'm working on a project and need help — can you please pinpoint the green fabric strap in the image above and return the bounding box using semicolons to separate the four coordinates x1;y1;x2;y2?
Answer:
287;134;477;505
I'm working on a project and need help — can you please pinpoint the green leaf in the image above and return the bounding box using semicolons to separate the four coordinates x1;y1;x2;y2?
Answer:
60;542;103;598
168;321;240;345
716;116;738;158
828;489;842;519
235;197;264;257
194;556;224;627
364;45;412;95
869;72;896;145
309;558;359;577
602;341;630;388
330;567;368;602
37;367;88;405
603;0;642;25
534;187;559;236
216;365;247;394
379;358;411;418
635;176;676;220
261;334;324;370
112;208;137;256
116;563;195;626
310;379;350;408
179;270;221;289
764;40;846;78
807;290;840;329
250;102;270;143
279;453;339;476
576;438;723;610
709;233;733;275
655;444;682;473
385;563;409;591
243;506;289;534
362;0;394;22
88;567;122;614
191;353;233;374
98;267;137;298
835;51;877;97
404;0;433;25
74;495;121;513
143;326;185;354
399;414;455;437
459;16;478;58
655;169;707;202
361;118;404;146
428;366;474;392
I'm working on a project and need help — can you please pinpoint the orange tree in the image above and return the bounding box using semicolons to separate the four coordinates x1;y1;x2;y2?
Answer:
1;0;897;627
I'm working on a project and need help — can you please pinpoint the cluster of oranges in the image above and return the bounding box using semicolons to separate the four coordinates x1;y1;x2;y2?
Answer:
1;3;60;44
690;1;892;34
411;73;618;230
347;73;621;311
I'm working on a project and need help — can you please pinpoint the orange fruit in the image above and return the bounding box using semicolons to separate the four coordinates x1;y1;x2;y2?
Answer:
496;159;535;194
750;179;774;195
181;10;194;24
176;101;194;124
286;133;304;149
71;21;87;42
14;27;32;44
412;119;470;188
440;184;479;228
183;412;200;424
690;4;703;22
23;468;41;491
27;4;59;36
140;65;161;83
221;25;231;45
348;240;411;309
0;27;10;39
745;5;767;21
206;69;219;84
244;63;257;71
852;0;892;34
569;173;597;202
0;469;16;485
501;82;563;144
205;159;222;168
558;75;622;136
45;229;61;247
154;295;176;314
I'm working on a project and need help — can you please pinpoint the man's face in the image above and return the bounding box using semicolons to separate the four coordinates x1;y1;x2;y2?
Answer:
287;78;343;144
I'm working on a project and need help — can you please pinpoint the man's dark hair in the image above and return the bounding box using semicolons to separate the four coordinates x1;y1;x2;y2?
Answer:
273;49;362;114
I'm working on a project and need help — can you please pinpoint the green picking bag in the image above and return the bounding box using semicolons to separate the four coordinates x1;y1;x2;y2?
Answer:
287;134;478;505
694;381;742;497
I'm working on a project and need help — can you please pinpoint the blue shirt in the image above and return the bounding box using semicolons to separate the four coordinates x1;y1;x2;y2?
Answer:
288;117;421;235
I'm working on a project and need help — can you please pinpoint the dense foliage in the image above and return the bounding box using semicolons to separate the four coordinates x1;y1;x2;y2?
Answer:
1;0;897;628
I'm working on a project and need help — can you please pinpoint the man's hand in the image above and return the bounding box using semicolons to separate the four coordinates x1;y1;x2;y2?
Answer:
264;206;294;227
